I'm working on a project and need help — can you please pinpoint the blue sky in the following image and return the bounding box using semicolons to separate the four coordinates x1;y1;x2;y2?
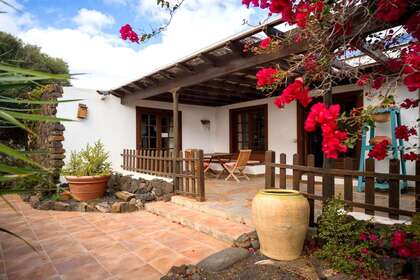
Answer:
0;0;271;89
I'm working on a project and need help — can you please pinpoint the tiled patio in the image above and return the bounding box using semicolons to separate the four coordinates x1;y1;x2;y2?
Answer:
0;195;229;280
179;176;416;226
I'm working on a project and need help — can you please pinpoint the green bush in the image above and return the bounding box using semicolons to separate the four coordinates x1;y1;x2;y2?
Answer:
62;141;111;176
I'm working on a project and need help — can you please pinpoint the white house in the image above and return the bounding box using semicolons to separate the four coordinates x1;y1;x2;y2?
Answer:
57;18;419;178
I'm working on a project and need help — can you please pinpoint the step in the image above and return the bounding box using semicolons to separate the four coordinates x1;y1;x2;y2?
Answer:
170;195;254;227
145;201;254;244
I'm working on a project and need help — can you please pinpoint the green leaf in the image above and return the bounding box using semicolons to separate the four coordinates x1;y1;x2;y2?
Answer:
0;97;83;105
0;64;69;80
0;109;32;133
0;143;45;169
0;163;39;175
5;111;74;122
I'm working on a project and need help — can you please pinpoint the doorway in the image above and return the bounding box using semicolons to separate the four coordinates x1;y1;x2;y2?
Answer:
297;91;363;169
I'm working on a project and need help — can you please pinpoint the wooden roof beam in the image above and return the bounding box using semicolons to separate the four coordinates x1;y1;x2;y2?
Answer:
198;53;219;67
264;26;284;39
202;80;256;92
159;70;176;80
176;63;196;73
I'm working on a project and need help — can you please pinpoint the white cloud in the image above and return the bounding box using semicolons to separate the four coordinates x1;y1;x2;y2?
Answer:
1;0;256;90
73;8;115;34
0;0;34;34
103;0;130;5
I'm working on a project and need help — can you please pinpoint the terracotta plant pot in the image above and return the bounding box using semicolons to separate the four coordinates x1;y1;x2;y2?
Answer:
66;175;110;201
252;189;309;261
372;112;390;123
369;136;391;145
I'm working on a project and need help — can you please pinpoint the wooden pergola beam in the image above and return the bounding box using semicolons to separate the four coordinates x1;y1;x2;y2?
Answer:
264;26;284;39
176;63;196;73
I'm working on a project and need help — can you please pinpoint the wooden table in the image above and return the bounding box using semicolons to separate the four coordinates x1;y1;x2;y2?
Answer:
203;153;233;177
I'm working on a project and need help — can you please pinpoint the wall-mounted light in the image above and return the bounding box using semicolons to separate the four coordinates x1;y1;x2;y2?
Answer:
77;103;88;119
201;119;210;130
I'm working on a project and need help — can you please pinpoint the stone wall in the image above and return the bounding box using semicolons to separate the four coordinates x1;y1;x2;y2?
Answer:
33;84;65;183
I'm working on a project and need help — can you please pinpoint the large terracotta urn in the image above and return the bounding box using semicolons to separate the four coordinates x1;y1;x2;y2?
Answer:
66;175;110;201
252;189;309;260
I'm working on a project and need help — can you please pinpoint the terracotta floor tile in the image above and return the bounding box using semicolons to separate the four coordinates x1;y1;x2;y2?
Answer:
149;255;193;274
115;264;162;280
180;245;216;264
60;260;110;280
90;242;130;257
120;236;157;251
94;252;144;275
160;236;204;252
5;250;49;274
41;236;88;262
52;253;97;274
79;235;118;251
134;244;176;263
7;262;58;280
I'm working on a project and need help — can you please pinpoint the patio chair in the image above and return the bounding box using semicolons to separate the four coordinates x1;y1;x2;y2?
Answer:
222;149;252;182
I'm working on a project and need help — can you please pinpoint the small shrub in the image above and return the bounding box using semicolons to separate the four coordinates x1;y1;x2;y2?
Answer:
62;140;111;176
316;199;420;278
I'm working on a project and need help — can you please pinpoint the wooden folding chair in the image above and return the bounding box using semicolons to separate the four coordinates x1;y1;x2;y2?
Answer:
222;149;252;182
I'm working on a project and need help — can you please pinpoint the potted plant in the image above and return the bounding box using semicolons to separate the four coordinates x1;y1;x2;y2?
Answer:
371;95;396;123
62;140;112;201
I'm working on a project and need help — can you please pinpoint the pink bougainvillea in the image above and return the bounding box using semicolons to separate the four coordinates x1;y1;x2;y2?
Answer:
120;24;139;43
368;140;389;160
374;0;408;23
395;125;417;141
274;78;312;108
304;103;348;159
256;67;280;87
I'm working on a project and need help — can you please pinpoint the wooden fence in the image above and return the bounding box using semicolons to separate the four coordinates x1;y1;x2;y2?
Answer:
265;151;420;225
121;149;205;201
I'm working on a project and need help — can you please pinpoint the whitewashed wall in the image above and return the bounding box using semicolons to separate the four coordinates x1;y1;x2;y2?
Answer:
59;84;418;176
363;84;419;175
58;87;136;172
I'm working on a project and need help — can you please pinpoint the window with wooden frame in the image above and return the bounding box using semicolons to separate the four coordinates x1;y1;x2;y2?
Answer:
136;107;182;150
229;104;268;161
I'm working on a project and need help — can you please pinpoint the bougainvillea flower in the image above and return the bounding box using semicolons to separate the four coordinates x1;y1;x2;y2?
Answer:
368;139;389;160
359;232;368;241
397;247;412;258
256;67;280;87
375;0;408;23
410;241;420;257
372;76;385;90
120;24;139;43
400;98;419;109
259;37;272;49
404;12;420;40
275;78;312;108
360;247;369;255
391;230;406;249
403;72;420;92
395;125;417;141
402;152;419;161
356;74;370;87
295;3;310;28
304;103;348;159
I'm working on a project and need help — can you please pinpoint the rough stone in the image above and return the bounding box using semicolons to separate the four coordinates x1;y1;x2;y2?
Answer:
378;257;406;278
234;233;251;248
29;195;40;208
95;202;111;213
197;248;249;272
111;202;122;213
115;191;135;202
78;202;89;212
48;135;64;142
53;201;70;211
38;200;54;210
136;193;155;202
251;239;260;250
119;176;133;192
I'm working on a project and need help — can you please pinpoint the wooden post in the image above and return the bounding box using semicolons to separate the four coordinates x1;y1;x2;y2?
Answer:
196;149;205;202
307;154;315;226
365;158;375;215
172;88;180;190
343;157;353;211
293;154;300;191
265;150;275;189
322;87;334;199
389;159;400;219
279;153;286;189
416;161;420;213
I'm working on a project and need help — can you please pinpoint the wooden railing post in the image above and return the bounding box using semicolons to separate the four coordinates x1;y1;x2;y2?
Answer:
265;150;275;189
195;149;205;201
322;161;335;203
417;160;420;213
343;157;353;211
279;153;286;189
307;154;315;226
365;158;375;215
292;154;300;191
389;159;400;219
